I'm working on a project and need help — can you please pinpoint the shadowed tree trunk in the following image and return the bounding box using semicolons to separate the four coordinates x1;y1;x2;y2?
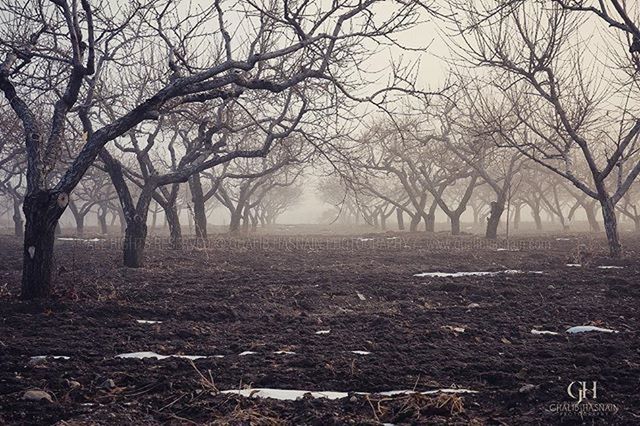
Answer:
13;197;23;238
601;199;621;258
409;213;421;232
486;199;505;240
531;207;543;231
396;208;405;230
189;172;207;239
97;208;108;235
450;212;462;235
229;205;243;233
424;213;435;232
585;203;601;232
163;204;182;249
513;203;521;230
21;191;67;299
123;217;147;268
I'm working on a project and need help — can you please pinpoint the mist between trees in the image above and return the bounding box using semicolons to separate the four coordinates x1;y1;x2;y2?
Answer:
1;0;640;299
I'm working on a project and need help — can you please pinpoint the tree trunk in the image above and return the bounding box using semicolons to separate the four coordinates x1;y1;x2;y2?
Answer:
123;218;147;268
98;210;108;235
380;214;387;230
486;200;505;240
117;208;126;234
531;206;543;231
585;203;601;232
229;207;243;233
601;199;621;258
164;205;182;249
242;206;251;233
188;173;208;239
21;191;65;299
450;213;462;236
472;206;479;225
409;213;420;232
396;208;405;230
13;197;24;238
424;213;435;233
75;215;85;237
513;204;521;230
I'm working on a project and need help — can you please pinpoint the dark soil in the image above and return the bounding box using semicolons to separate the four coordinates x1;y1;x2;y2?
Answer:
0;232;638;425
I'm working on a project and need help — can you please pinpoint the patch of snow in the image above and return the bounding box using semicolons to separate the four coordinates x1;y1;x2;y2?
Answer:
30;355;70;361
136;320;162;324
531;329;559;336
221;389;348;400
443;326;465;333
57;237;102;242
386;237;398;240
315;330;330;335
566;326;619;334
556;238;572;241
357;238;375;242
422;388;478;395
356;292;366;301
415;271;497;278
351;350;371;355
597;266;624;269
566;264;582;267
221;387;479;401
274;351;296;355
239;351;257;356
115;351;209;360
414;270;541;278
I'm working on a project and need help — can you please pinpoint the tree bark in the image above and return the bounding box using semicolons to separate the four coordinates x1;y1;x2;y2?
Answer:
188;172;208;239
486;200;505;239
585;203;601;232
164;204;182;249
75;215;85;237
13;197;24;238
531;206;543;231
396;208;405;230
601;199;622;258
450;212;462;236
21;191;65;299
424;213;435;233
123;218;147;268
229;207;243;233
408;213;420;232
513;204;521;230
242;206;250;233
97;207;108;234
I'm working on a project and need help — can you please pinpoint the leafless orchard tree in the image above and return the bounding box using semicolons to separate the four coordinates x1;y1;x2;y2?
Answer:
0;0;439;298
